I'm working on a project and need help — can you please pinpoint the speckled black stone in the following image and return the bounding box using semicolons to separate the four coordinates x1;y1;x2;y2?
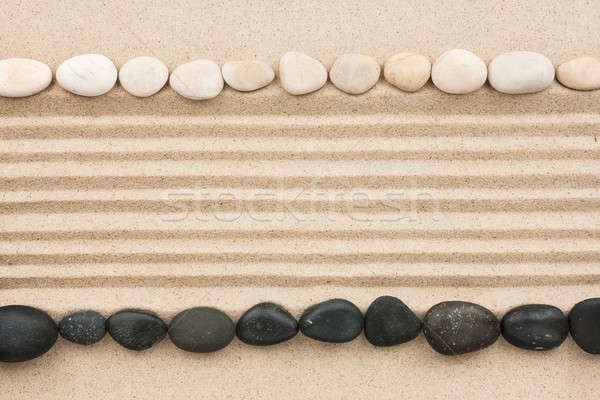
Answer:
501;304;568;351
423;301;500;355
569;298;600;354
299;299;363;343
0;305;58;362
106;310;167;351
59;311;106;345
169;307;234;353
236;302;298;346
364;296;421;346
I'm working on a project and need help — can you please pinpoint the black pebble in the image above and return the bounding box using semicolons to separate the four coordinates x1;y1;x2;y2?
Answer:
364;296;421;346
423;301;500;355
501;304;568;351
569;298;600;354
299;299;363;343
236;302;298;346
169;307;234;353
106;310;167;351
0;305;58;362
59;311;106;345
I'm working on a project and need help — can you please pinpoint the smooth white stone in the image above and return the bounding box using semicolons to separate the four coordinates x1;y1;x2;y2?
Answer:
329;54;380;95
169;60;223;100
56;54;117;97
431;49;487;94
119;56;168;97
383;53;431;92
556;57;600;91
279;52;327;95
0;58;52;98
222;60;274;92
488;51;555;94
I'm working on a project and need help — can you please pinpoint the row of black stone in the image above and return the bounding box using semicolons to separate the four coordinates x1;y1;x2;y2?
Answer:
2;296;600;362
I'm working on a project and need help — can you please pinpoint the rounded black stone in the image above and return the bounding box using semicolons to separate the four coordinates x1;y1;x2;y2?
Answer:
169;307;235;353
364;296;421;346
423;301;500;355
236;302;298;346
59;311;106;345
299;299;363;343
0;305;58;362
569;298;600;354
106;310;167;351
501;304;568;351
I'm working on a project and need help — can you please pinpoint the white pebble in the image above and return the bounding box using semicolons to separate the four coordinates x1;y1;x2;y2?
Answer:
488;51;554;94
384;53;431;92
119;57;168;97
222;60;274;92
169;60;223;100
556;57;600;91
329;54;380;95
279;52;327;95
432;49;487;94
0;58;52;98
56;54;117;97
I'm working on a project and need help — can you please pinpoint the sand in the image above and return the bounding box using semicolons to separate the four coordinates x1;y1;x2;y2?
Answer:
1;0;600;399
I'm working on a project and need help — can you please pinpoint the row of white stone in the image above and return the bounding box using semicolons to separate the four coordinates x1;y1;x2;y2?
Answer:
0;50;599;99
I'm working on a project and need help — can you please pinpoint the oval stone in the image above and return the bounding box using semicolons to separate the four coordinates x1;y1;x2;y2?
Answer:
106;310;167;351
0;58;52;97
169;307;234;353
569;298;600;354
501;304;568;351
556;57;600;91
56;54;117;97
329;54;380;95
222;60;274;92
236;302;298;346
59;311;106;345
279;51;327;95
364;296;421;346
431;49;487;94
488;51;554;94
0;305;57;362
383;53;431;92
119;56;168;97
423;301;499;355
169;59;223;100
299;299;363;343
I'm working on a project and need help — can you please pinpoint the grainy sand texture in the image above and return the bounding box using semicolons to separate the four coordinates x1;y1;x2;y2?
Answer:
1;0;600;399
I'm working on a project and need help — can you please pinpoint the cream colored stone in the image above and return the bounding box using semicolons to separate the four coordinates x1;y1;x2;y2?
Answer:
383;53;431;92
222;60;274;92
169;59;224;100
488;51;554;94
279;52;327;95
56;54;117;97
329;54;380;95
431;49;487;94
0;58;52;97
119;57;169;97
556;56;600;91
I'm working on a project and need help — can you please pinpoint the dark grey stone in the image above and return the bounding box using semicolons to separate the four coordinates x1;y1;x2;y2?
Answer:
423;301;500;355
299;299;363;343
364;296;421;346
0;305;58;362
59;311;106;345
106;310;167;351
569;298;600;354
236;302;298;346
169;307;234;353
501;304;568;351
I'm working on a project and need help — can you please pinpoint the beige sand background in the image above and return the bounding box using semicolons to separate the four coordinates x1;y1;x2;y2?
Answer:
1;0;600;399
